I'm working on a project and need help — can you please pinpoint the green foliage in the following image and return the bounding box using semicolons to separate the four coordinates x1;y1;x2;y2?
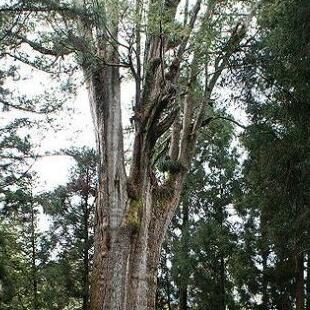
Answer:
0;147;97;309
158;119;242;309
232;0;310;307
0;0;309;309
0;175;52;310
42;147;97;309
157;158;183;174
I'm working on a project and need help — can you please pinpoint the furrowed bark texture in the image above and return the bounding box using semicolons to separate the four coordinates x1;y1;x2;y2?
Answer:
88;73;186;306
81;0;247;308
0;0;250;309
86;61;187;310
86;0;194;307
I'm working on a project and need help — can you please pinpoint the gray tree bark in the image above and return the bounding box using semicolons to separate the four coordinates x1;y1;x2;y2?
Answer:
0;0;253;309
77;1;248;309
86;62;187;309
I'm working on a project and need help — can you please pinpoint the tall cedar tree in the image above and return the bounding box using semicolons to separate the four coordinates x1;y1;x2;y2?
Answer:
0;0;257;308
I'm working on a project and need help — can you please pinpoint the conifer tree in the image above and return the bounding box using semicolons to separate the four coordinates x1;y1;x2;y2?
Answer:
0;1;257;307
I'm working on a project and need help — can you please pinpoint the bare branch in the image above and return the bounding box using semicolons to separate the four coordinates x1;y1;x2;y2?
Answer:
176;0;202;58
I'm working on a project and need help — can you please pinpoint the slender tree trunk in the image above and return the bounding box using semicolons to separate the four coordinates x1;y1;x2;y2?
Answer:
30;204;38;310
165;270;172;310
179;287;188;310
219;256;225;310
278;256;290;310
261;209;269;309
164;252;173;310
306;254;310;310
296;253;305;310
261;251;269;310
155;249;172;310
82;189;90;310
280;289;290;310
179;204;189;310
217;200;225;310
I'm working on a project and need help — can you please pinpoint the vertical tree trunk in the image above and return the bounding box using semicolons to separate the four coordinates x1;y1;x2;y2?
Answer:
219;256;225;310
156;249;173;310
82;188;90;310
217;200;225;310
74;0;247;307
279;290;290;310
261;209;269;309
306;254;310;310
261;250;269;310
278;256;290;310
30;203;38;310
87;64;186;309
90;178;184;309
179;204;189;310
179;287;188;310
296;254;305;310
165;270;173;310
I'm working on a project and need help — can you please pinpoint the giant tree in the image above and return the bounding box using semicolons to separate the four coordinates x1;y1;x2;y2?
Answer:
0;0;257;308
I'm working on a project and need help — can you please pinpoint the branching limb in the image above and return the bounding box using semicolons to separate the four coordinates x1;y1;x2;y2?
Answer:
201;115;247;129
0;99;59;114
17;36;71;57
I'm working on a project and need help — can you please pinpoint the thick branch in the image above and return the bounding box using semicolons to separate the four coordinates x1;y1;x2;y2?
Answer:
0;1;83;19
154;108;179;139
176;0;202;58
18;36;70;57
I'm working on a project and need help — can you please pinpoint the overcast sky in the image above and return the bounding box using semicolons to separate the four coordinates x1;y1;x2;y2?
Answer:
30;75;136;192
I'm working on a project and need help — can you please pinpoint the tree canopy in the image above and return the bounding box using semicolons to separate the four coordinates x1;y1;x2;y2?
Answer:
0;0;309;309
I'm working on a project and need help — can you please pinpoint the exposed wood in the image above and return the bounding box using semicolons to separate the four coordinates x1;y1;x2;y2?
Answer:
0;0;255;308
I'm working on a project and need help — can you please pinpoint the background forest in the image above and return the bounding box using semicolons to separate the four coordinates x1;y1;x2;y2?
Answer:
0;0;310;309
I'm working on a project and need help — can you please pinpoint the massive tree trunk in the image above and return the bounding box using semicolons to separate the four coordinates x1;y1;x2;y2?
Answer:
0;0;247;306
85;2;196;308
86;63;186;309
75;1;247;309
